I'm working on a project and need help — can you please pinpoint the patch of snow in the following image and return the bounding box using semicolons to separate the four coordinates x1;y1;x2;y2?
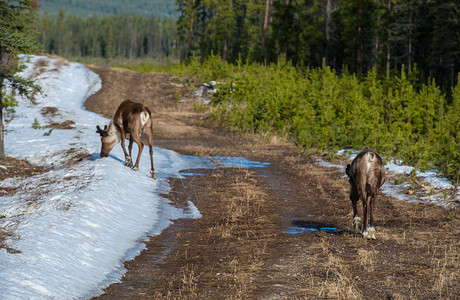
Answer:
0;55;268;299
319;148;459;205
385;160;415;176
315;158;343;170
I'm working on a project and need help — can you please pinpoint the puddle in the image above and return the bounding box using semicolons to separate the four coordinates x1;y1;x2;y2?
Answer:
210;156;270;168
284;220;339;234
178;156;269;178
284;226;339;234
180;172;207;177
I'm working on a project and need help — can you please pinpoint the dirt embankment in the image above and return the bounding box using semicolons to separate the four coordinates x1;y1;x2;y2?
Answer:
83;65;459;299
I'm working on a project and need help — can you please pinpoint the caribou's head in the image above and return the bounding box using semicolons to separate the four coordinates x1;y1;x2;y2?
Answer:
96;124;118;157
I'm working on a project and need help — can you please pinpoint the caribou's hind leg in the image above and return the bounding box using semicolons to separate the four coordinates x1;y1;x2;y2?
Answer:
351;193;362;232
119;126;133;168
367;196;376;239
362;195;376;239
149;146;155;179
353;216;362;232
131;133;144;172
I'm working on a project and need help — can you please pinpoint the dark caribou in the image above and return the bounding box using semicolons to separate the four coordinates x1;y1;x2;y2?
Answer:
345;146;385;239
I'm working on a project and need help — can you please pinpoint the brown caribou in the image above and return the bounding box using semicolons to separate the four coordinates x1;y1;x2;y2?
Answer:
345;146;385;239
96;99;156;179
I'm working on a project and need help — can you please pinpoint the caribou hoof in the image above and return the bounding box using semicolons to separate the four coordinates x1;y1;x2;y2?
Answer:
367;227;376;239
124;156;133;167
352;216;362;232
132;166;139;171
150;170;156;179
362;227;376;240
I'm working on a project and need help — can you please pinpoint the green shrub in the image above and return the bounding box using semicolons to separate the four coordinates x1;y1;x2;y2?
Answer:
119;55;459;181
205;57;459;181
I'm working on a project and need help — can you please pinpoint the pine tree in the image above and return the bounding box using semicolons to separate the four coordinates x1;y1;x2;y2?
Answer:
430;0;460;87
390;0;430;75
340;0;378;73
0;0;42;159
206;0;236;61
176;0;199;60
271;0;295;61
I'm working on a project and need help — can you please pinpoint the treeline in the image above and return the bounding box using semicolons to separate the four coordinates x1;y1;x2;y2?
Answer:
38;10;178;60
37;1;460;89
38;0;177;18
188;56;458;180
178;0;460;89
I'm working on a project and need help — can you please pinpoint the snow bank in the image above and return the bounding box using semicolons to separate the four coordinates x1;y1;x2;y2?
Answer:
0;56;267;299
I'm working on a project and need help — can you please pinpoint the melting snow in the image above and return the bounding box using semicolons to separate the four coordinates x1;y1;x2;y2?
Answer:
0;56;268;299
316;149;458;206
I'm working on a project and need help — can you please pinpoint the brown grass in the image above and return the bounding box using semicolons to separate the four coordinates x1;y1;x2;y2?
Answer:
306;240;364;300
431;243;459;298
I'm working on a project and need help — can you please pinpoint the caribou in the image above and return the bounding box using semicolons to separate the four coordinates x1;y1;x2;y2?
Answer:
345;146;385;239
96;99;156;179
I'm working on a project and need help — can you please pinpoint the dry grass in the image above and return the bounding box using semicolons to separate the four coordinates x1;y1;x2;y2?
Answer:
303;239;364;300
431;243;459;298
208;171;268;240
319;254;363;299
178;264;200;298
357;248;377;272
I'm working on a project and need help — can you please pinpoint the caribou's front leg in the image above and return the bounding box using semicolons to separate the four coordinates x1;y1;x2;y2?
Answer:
119;127;132;167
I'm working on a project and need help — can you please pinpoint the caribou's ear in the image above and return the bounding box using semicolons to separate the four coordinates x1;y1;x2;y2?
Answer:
96;125;104;135
104;125;107;130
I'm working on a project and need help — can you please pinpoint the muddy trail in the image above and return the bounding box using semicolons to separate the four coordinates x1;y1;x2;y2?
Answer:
85;65;459;299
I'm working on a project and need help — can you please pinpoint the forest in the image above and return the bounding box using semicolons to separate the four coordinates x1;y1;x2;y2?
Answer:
39;0;460;89
38;11;179;61
38;0;177;18
35;0;460;180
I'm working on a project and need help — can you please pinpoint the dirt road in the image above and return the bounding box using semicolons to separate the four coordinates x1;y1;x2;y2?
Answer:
85;65;459;299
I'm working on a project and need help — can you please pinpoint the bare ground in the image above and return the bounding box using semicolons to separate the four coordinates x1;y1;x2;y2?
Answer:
3;63;458;299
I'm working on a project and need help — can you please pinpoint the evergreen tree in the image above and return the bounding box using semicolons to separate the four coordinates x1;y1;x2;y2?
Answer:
176;0;199;60
0;0;42;158
430;0;460;87
206;0;236;61
340;0;378;73
390;0;429;74
271;0;295;61
291;0;325;66
245;0;267;63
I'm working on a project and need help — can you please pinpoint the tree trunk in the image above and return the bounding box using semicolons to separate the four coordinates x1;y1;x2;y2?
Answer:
186;0;196;58
261;0;270;62
386;45;390;77
283;0;290;63
223;38;228;61
357;4;363;73
408;11;412;72
386;0;391;77
325;0;331;65
0;75;5;159
374;35;379;73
